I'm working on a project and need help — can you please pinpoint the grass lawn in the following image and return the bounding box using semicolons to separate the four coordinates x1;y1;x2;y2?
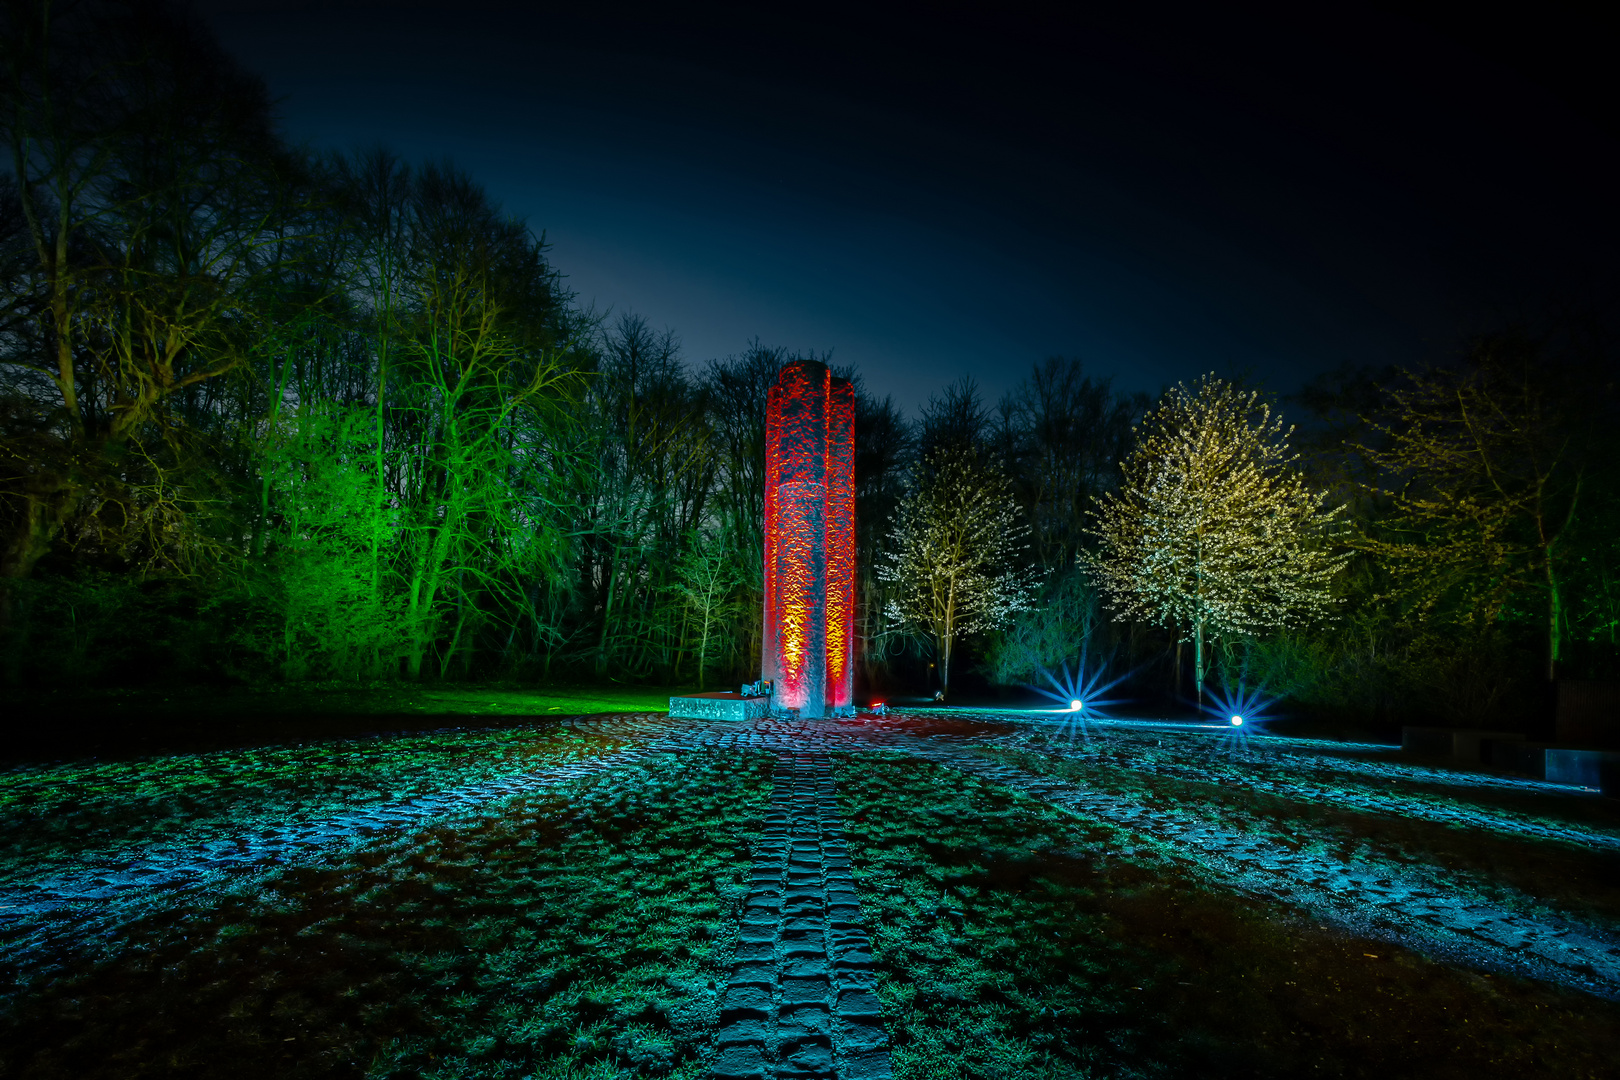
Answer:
0;684;693;763
0;749;772;1080
236;685;693;719
987;740;1620;936
0;726;633;879
14;683;690;720
5;707;1619;1080
834;750;1620;1080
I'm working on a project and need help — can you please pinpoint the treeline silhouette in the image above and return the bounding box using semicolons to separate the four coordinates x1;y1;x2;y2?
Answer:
3;0;1616;733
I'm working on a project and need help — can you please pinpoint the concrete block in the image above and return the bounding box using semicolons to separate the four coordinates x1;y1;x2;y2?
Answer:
1452;730;1522;763
775;1034;834;1074
835;966;878;989
777;1002;832;1032
1601;757;1620;798
731;963;774;984
734;940;774;962
782;917;828;934
1402;726;1523;762
716;1015;769;1046
738;921;777;944
782;958;830;979
1488;740;1547;776
668;692;769;721
826;903;864;926
836;989;884;1018
836;1016;890;1050
1546;748;1620;788
778;931;827;957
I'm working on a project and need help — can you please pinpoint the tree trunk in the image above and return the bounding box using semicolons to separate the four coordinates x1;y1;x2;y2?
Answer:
1545;558;1562;683
698;604;712;690
0;487;72;583
405;513;453;679
1194;617;1206;703
1537;470;1579;684
597;549;620;674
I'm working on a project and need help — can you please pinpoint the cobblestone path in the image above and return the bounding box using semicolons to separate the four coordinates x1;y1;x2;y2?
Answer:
713;750;893;1080
642;710;1620;999
911;744;1620;998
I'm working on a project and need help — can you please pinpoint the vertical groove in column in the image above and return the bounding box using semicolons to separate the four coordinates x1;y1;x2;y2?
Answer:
712;748;894;1080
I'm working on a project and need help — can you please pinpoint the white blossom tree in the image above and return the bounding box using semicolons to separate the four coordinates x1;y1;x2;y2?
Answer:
881;447;1037;697
1082;375;1348;693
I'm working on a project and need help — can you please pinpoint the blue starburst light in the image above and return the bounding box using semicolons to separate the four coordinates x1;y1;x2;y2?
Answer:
1027;645;1133;743
1198;678;1281;756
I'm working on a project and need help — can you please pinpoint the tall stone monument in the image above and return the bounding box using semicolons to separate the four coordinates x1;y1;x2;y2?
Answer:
667;358;856;722
762;359;856;718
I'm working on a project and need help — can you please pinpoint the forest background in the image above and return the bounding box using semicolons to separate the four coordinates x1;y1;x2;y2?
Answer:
3;1;1617;733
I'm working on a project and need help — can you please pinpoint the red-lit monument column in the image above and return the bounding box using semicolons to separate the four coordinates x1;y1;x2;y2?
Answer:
763;359;856;718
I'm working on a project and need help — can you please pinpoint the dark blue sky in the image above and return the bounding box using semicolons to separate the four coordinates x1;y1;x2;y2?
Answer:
199;2;1619;414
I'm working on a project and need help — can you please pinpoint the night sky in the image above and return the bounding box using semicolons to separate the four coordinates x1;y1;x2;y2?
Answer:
197;2;1618;414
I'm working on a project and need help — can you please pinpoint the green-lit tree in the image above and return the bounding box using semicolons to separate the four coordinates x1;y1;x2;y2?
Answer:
1356;335;1592;682
670;524;743;688
390;163;582;678
259;402;405;679
1;0;310;585
1083;375;1348;694
880;446;1035;697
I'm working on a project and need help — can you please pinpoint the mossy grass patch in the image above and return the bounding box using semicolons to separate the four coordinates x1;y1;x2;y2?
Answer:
0;727;625;874
0;750;772;1080
834;751;1620;1080
991;739;1620;932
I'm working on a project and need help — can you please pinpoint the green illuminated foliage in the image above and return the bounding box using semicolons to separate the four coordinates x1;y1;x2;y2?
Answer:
260;403;406;679
1355;336;1593;681
669;525;744;690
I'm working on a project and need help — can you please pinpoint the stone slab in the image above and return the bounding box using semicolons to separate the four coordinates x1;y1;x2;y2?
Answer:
668;693;769;721
1401;726;1524;763
1546;748;1620;788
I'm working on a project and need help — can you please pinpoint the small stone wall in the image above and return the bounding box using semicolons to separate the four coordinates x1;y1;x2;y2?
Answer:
668;694;770;722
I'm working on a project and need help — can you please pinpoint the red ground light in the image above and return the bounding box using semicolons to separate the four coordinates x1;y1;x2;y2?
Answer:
762;359;855;717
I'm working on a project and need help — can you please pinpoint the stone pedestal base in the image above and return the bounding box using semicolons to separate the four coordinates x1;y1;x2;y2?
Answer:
669;693;769;722
763;704;860;721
